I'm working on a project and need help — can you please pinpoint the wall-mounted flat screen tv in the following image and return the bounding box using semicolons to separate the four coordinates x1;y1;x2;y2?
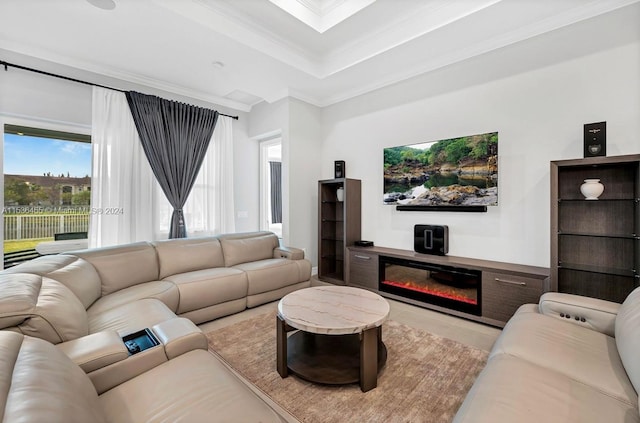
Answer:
383;132;498;210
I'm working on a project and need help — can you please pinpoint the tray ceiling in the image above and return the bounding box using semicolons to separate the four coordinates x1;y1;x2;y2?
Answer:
0;0;638;111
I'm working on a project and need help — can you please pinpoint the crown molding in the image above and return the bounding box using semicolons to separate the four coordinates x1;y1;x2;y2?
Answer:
0;42;252;112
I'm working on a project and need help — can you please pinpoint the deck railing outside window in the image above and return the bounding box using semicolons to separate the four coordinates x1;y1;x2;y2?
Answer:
3;212;89;240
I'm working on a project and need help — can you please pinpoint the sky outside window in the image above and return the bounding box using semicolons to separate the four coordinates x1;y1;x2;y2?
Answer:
4;134;91;177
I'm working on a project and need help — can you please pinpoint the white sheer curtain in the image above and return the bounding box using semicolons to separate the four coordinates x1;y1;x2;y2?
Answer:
89;87;160;247
90;87;236;246
155;116;236;237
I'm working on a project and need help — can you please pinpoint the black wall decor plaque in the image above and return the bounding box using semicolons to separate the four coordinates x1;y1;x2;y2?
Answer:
334;160;345;178
584;121;606;157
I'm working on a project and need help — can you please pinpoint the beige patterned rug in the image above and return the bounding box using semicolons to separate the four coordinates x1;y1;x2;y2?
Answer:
206;312;488;423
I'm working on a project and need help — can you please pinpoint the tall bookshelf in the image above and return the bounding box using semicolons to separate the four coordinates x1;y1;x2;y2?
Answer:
550;154;640;303
318;178;361;284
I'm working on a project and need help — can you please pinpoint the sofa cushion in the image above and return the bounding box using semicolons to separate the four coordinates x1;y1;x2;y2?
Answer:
88;298;176;336
99;349;284;423
0;332;106;423
42;257;102;309
219;231;279;267
163;268;247;314
453;353;640;423
0;273;42;329
615;286;640;396
153;237;225;279
87;281;179;315
0;274;89;344
246;281;311;309
491;307;636;406
69;242;159;296
233;258;311;296
3;255;101;309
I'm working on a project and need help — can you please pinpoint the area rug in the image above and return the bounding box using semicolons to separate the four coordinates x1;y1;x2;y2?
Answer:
206;312;488;423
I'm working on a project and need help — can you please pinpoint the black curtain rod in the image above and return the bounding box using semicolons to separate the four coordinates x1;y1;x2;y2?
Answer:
1;60;239;120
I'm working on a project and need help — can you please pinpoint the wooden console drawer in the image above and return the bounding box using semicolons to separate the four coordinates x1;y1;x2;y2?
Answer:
348;250;378;290
482;272;547;323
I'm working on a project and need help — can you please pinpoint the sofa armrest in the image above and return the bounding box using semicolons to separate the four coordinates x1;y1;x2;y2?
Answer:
274;246;304;260
151;318;208;359
56;331;129;373
538;292;620;337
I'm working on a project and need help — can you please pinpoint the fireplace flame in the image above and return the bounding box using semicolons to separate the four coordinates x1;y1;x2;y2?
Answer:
381;280;477;305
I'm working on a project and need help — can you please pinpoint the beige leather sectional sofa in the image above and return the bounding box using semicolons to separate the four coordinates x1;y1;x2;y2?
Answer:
454;289;640;423
0;231;311;422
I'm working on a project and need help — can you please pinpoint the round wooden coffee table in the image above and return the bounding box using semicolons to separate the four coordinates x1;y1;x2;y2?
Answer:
276;286;390;392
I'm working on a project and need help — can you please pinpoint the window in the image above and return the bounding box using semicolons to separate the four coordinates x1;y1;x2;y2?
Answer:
3;124;91;265
260;138;282;238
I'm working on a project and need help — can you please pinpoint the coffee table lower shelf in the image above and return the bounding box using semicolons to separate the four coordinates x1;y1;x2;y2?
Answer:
286;331;387;385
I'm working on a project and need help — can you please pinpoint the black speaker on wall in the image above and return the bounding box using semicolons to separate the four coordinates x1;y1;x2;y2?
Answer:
414;225;448;256
334;160;345;178
584;121;606;157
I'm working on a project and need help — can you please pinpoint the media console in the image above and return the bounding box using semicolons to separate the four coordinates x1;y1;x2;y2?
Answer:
346;245;550;327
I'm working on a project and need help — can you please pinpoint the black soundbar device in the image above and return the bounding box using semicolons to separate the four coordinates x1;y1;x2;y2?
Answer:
396;205;487;212
354;240;374;247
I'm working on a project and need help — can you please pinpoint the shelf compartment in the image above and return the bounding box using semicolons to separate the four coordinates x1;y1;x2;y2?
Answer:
321;255;344;261
321;272;345;283
557;163;638;200
320;202;344;221
558;235;635;271
558;268;638;303
558;199;636;236
558;262;637;278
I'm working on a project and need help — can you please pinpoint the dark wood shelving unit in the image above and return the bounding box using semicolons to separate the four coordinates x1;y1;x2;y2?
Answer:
551;154;640;303
318;178;361;284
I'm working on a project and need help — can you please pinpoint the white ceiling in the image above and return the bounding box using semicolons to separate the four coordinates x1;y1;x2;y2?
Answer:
0;0;638;112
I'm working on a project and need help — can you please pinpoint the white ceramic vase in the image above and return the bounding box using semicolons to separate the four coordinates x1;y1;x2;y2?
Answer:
336;187;344;202
580;179;604;200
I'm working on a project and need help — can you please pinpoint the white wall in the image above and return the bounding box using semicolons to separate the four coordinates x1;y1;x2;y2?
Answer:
230;116;259;233
248;98;322;265
0;67;92;128
320;16;640;268
288;99;322;266
248;98;289;238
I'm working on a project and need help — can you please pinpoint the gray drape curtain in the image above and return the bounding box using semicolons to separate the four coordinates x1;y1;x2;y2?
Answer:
125;91;219;238
269;161;282;224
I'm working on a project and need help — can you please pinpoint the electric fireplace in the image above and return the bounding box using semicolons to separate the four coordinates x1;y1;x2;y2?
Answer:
379;256;481;315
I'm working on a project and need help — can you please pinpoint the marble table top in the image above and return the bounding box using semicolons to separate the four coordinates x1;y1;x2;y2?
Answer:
277;286;390;335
